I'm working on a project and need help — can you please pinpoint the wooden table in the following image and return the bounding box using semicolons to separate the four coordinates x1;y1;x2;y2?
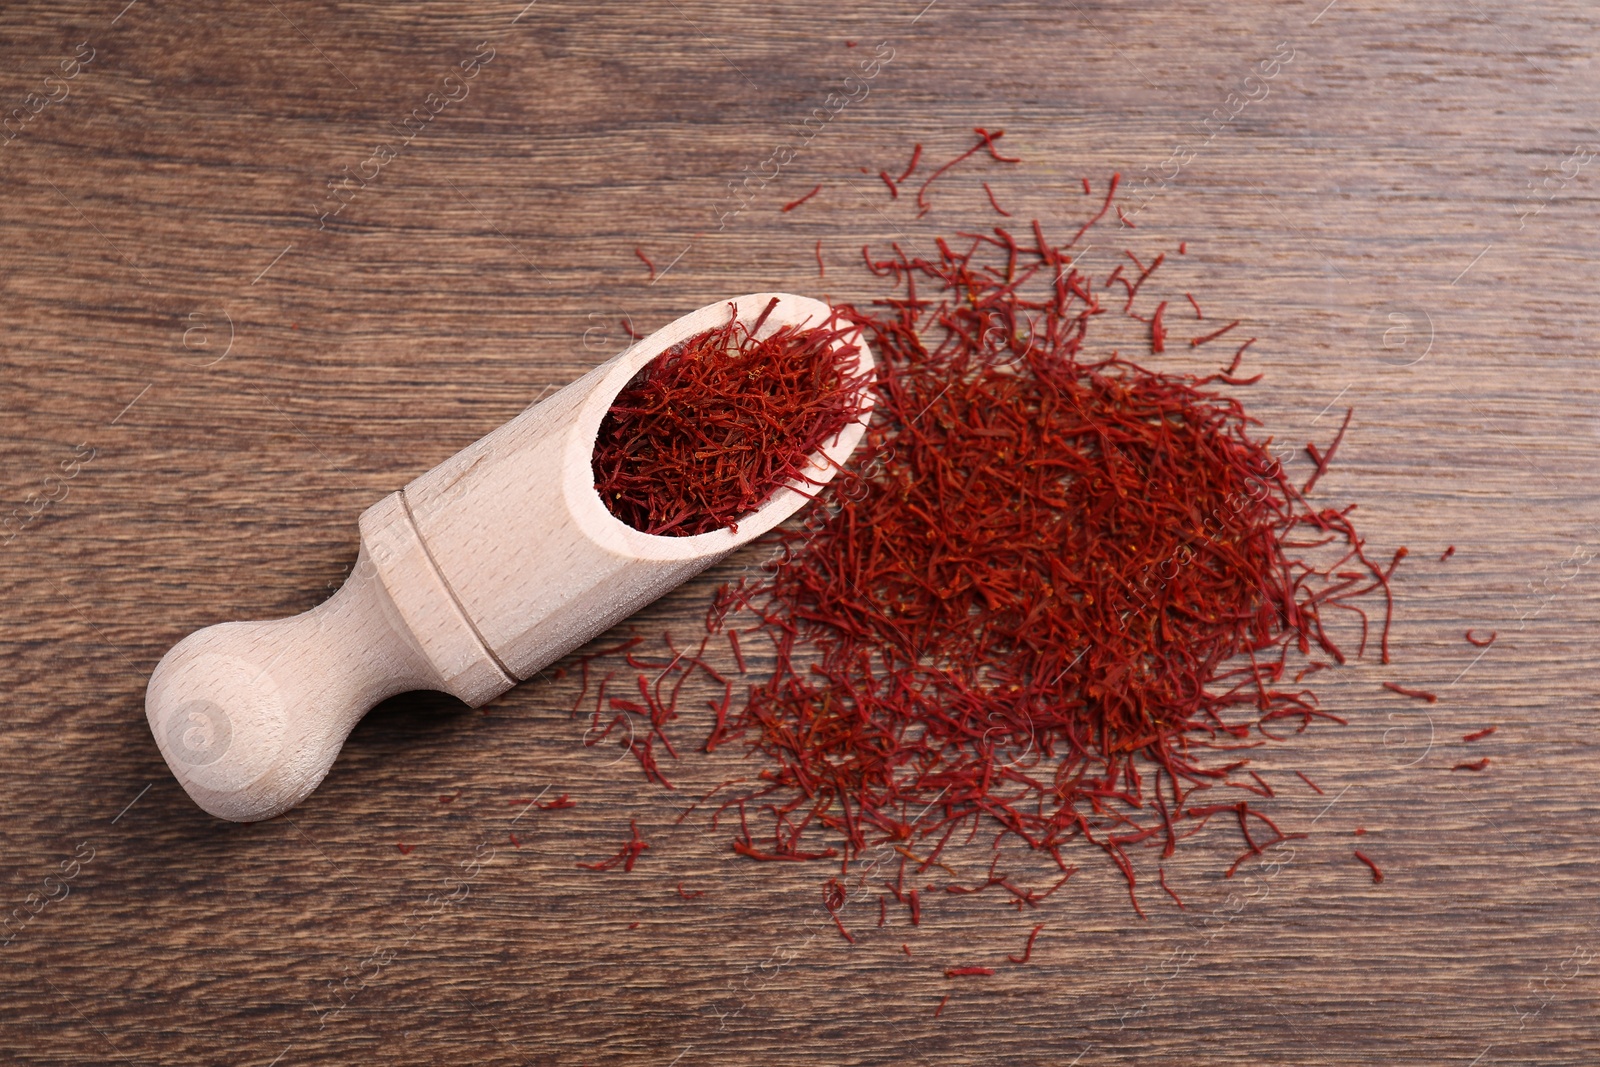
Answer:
4;0;1598;1062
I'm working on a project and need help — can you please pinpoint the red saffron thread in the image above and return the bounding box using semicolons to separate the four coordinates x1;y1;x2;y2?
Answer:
634;247;656;280
815;238;826;278
1462;726;1497;743
1303;408;1353;494
973;126;1021;162
1354;850;1384;883
1158;868;1184;908
1008;924;1045;963
1439;545;1455;561
1383;682;1438;704
983;181;1012;217
577;819;650;872
1150;300;1168;353
1293;770;1326;795
1453;758;1491;772
1185;292;1203;319
945;967;994;977
677;882;706;900
915;128;1019;216
897;144;923;183
879;170;899;198
934;994;950;1016
1465;630;1495;647
782;183;822;212
1190;319;1239;347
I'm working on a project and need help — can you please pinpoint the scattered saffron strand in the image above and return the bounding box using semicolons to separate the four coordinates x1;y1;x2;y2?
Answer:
1224;338;1256;377
1157;868;1184;908
916;128;1019;216
728;629;748;673
1303;408;1353;494
829;911;855;943
1439;545;1456;561
634;247;656;280
1293;770;1326;796
983;181;1012;217
945;967;994;977
1067;172;1119;247
1081;176;1092;195
1008;924;1046;963
1453;758;1491;772
782;183;822;212
1354;850;1384;883
814;238;826;279
1115;204;1136;227
1383;682;1438;704
878;170;899;198
1465;630;1496;647
1186;292;1203;319
1380;547;1406;666
897;143;923;183
396;842;415;855
903;943;913;957
621;317;644;341
973;126;1021;162
1178;240;1188;254
934;994;950;1017
538;793;576;809
1463;726;1497;743
1190;319;1239;347
676;882;706;899
577;819;650;872
1150;300;1168;354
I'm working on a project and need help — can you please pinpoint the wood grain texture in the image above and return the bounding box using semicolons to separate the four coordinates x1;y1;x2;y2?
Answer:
3;0;1599;1063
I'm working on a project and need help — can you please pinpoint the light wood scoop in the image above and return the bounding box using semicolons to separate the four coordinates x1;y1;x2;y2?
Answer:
147;293;874;822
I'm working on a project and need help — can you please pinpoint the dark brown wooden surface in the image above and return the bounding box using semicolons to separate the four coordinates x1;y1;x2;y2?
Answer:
5;1;1600;1063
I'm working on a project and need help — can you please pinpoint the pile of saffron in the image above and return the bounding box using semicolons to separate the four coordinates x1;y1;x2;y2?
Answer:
579;136;1402;915
592;299;871;536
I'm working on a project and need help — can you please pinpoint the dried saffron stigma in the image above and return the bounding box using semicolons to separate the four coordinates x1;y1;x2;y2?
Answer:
690;180;1399;908
583;156;1404;918
592;300;873;536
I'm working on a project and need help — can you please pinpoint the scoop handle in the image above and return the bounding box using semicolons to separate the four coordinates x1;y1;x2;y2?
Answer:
147;293;874;821
145;493;512;821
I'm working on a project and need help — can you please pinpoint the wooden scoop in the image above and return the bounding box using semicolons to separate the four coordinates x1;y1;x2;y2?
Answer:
146;293;874;822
